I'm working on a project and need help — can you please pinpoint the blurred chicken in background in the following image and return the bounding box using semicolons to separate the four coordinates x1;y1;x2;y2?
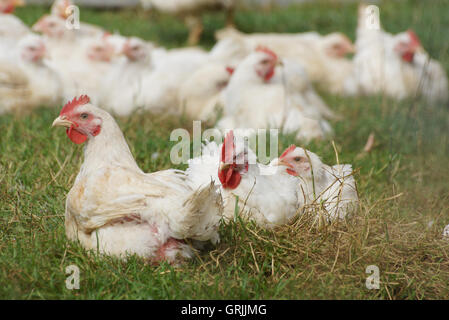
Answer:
1;0;447;140
344;3;448;104
0;0;29;40
0;34;63;115
215;27;355;94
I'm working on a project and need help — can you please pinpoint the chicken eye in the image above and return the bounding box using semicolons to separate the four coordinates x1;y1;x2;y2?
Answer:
294;156;302;162
80;113;89;120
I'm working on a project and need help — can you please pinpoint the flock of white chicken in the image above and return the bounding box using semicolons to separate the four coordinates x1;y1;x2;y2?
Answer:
1;1;448;141
52;95;358;263
2;0;449;263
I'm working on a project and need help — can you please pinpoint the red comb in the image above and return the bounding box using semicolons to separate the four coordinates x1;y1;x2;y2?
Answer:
2;4;15;13
225;66;234;75
407;30;421;47
221;130;235;163
60;95;90;115
256;45;278;61
280;145;296;159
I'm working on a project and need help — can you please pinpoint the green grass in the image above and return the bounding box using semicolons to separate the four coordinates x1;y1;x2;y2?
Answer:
1;0;449;299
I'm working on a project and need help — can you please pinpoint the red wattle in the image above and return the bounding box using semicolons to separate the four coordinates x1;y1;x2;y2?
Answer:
225;171;241;189
3;5;15;13
264;68;275;81
402;52;414;63
66;126;88;144
218;168;242;189
286;168;298;176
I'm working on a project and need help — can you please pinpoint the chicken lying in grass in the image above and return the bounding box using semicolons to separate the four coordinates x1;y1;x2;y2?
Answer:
0;0;29;40
31;15;103;98
187;131;300;228
99;37;154;116
100;37;209;116
398;31;449;104
209;39;337;121
215;27;355;94
272;145;358;222
344;4;448;103
271;58;338;121
217;47;333;142
52;95;223;264
69;34;126;104
0;34;63;115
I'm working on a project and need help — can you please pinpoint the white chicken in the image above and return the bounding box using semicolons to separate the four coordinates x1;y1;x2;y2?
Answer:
0;0;29;40
186;130;300;227
178;63;233;121
99;37;154;116
100;37;210;116
32;13;124;104
397;31;449;104
51;95;223;264
31;14;92;76
0;34;63;115
57;39;120;104
32;10;108;61
270;58;338;120
32;14;74;41
412;51;449;104
343;5;409;99
140;0;235;45
64;34;125;104
50;0;105;37
273;145;358;222
215;27;355;94
208;36;251;68
31;13;99;48
140;46;209;113
217;47;333;142
342;4;448;102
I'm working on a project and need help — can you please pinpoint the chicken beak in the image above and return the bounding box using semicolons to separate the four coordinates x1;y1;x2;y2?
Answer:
276;159;293;168
219;162;231;171
415;45;426;54
346;43;356;54
31;22;43;33
52;116;73;128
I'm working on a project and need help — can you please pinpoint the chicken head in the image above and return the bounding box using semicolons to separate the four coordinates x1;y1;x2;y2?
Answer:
52;95;102;144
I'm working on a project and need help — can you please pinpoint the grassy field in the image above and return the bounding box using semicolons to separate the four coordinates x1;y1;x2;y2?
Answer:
1;0;449;299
